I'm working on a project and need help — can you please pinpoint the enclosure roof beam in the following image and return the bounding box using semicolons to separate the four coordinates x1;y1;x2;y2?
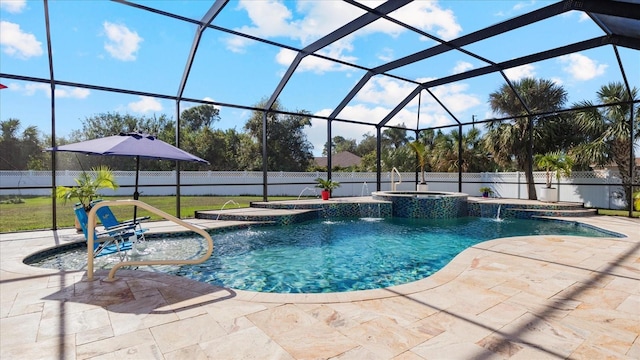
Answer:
419;36;614;89
372;0;572;74
264;0;411;111
176;0;229;100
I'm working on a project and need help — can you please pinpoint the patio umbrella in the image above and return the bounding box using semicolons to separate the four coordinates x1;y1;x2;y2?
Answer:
46;132;209;218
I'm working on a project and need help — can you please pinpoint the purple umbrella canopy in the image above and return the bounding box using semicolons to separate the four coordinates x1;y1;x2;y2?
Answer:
46;132;209;163
46;132;209;214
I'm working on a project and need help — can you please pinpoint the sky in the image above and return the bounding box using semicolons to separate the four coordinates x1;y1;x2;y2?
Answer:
1;0;638;156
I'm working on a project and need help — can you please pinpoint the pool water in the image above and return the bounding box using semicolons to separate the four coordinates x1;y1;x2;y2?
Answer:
31;217;617;293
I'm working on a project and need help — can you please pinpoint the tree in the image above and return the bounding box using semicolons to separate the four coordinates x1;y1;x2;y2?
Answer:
408;140;430;184
322;136;357;156
242;99;314;171
430;128;492;172
534;152;573;188
63;113;175;171
355;133;377;157
572;82;639;207
382;125;411;149
180;104;220;131
484;78;568;200
0;119;46;170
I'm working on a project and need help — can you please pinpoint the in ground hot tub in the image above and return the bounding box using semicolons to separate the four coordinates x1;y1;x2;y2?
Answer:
371;191;468;219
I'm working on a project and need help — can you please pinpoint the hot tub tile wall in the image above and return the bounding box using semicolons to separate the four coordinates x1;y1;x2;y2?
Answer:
467;202;593;219
372;193;468;219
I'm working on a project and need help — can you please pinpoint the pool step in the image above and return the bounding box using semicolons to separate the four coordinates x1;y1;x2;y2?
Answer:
195;207;321;225
507;208;598;219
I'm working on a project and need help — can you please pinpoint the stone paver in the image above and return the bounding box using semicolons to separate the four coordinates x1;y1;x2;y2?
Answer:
0;212;638;359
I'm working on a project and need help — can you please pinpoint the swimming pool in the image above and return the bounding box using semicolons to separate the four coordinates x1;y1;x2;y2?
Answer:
29;216;620;293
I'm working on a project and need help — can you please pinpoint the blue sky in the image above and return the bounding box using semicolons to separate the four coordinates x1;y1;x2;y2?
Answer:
1;0;638;156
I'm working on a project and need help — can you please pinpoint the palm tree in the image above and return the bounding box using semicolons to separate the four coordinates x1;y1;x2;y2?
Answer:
534;152;573;188
408;140;429;184
55;165;119;211
431;127;490;172
572;82;639;207
484;78;568;200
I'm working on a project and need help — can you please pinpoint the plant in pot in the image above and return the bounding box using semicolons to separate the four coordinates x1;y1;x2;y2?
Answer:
55;165;118;231
479;186;494;198
534;152;573;203
315;177;340;200
408;140;429;191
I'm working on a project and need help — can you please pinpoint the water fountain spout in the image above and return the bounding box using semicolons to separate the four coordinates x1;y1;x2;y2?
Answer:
495;204;503;222
294;187;319;209
361;182;370;197
296;187;318;200
216;200;240;220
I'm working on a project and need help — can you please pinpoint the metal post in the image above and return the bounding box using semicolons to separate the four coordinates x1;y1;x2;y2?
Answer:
376;126;382;191
629;102;635;218
175;101;181;218
262;111;268;202
458;124;463;193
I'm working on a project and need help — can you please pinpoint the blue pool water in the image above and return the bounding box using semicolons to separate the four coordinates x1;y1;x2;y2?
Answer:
30;217;618;293
167;217;615;293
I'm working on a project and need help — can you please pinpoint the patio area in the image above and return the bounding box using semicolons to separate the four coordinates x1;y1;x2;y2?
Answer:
1;213;638;359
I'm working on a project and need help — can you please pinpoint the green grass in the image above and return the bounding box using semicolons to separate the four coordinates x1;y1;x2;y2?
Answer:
0;196;296;233
597;208;640;217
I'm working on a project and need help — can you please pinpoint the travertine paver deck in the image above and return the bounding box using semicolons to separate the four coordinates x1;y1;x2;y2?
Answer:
1;212;638;359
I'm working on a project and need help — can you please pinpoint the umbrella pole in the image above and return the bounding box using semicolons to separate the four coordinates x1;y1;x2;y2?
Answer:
133;156;140;221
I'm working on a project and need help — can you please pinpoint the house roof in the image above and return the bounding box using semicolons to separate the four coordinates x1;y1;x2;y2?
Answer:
315;151;362;168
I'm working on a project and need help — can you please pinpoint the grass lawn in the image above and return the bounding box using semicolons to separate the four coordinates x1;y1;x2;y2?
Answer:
597;208;640;217
0;196;296;233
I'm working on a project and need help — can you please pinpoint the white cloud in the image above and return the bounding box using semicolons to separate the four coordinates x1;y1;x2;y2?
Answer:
102;21;142;61
55;87;90;99
357;76;418;107
452;61;473;74
559;53;607;81
128;96;162;113
377;48;394;62
11;83;90;99
512;1;535;12
504;64;536;81
0;0;26;13
228;1;462;72
495;1;535;17
550;77;564;86
430;83;481;113
391;1;462;40
0;21;43;59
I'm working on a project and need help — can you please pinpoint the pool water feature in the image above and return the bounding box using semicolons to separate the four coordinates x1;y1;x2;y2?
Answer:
371;191;467;219
29;217;620;293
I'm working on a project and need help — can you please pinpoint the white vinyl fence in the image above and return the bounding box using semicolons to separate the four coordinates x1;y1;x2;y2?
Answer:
0;169;629;209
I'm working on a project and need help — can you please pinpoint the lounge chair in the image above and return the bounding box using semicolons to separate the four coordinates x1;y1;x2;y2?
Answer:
91;200;149;235
74;203;137;258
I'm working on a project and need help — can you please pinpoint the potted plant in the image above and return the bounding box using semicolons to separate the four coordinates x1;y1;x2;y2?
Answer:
479;186;494;198
534;152;573;203
56;165;119;231
408;140;429;191
315;177;340;200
